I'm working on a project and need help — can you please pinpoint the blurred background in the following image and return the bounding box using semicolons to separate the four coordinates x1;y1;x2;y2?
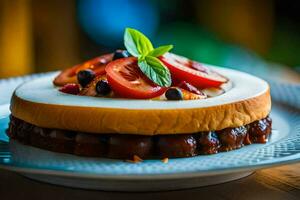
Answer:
0;0;300;82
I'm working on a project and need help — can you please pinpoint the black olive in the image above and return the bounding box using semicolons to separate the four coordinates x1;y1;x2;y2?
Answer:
96;80;111;95
165;88;183;100
77;69;95;87
113;50;130;60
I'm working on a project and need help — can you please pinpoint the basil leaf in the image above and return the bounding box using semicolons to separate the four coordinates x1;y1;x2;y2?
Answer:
123;28;173;87
138;56;171;87
124;28;154;57
148;45;173;57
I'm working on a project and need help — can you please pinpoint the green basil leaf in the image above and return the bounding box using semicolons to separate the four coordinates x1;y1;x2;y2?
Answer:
148;45;173;57
124;28;154;57
138;56;171;87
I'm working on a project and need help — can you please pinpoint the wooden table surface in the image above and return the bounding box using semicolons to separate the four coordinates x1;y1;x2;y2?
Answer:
0;163;300;200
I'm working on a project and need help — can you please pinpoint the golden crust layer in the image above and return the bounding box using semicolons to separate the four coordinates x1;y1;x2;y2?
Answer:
10;88;271;135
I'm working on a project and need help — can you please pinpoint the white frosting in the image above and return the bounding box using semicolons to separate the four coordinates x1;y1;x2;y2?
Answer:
15;65;269;110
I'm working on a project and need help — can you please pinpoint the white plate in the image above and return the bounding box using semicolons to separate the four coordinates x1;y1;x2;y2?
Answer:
0;74;300;191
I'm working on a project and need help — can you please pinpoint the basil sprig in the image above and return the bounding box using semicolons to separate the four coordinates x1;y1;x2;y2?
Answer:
124;28;173;87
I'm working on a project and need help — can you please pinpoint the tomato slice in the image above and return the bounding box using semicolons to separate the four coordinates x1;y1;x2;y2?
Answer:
160;53;228;88
105;57;166;99
53;53;113;86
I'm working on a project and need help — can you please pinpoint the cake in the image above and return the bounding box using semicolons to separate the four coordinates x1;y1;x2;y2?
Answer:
7;28;272;160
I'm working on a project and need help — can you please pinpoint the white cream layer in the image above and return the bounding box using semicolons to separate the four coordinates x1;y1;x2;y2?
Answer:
15;65;269;110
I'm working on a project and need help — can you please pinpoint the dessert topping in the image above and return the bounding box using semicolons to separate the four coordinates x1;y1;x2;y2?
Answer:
165;88;183;100
53;54;112;86
124;28;172;87
95;80;112;96
106;57;166;99
177;81;202;95
112;49;130;60
161;53;228;88
77;69;96;87
54;28;229;100
181;89;207;100
59;83;80;95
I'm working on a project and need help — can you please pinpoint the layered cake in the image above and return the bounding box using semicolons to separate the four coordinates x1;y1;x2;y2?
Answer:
7;28;272;160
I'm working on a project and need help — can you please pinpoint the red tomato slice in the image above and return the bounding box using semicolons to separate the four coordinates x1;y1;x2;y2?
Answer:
160;53;228;88
53;53;113;86
105;57;166;99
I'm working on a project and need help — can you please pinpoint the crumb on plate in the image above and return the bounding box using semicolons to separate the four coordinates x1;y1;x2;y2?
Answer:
126;155;143;163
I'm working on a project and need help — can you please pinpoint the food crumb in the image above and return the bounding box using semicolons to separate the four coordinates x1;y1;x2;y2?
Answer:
126;155;143;163
162;158;169;163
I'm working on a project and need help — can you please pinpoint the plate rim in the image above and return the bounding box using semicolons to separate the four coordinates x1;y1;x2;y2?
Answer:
0;155;299;180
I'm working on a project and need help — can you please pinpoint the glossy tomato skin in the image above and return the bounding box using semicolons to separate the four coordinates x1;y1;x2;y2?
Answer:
160;53;227;88
105;57;166;99
53;53;113;86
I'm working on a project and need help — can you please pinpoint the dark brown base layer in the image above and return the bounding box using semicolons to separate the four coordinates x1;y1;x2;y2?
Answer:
7;115;272;160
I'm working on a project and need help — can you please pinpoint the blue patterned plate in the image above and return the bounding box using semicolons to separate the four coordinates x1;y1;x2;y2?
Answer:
0;74;300;191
